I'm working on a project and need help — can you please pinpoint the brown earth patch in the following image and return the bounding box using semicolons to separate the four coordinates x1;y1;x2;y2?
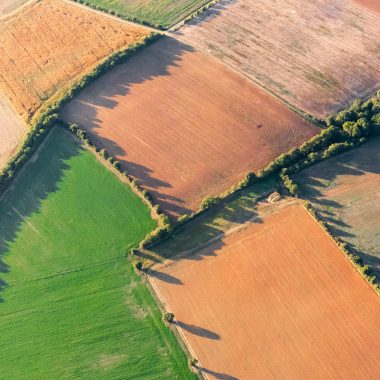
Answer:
354;0;380;13
174;0;380;117
61;37;319;218
150;203;380;379
0;0;150;121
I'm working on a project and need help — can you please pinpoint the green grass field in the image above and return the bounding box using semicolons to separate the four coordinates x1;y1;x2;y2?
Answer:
0;126;195;379
81;0;211;29
140;176;278;267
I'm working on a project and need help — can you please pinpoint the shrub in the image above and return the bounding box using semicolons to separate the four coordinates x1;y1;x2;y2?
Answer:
163;312;174;323
200;196;221;211
135;261;143;272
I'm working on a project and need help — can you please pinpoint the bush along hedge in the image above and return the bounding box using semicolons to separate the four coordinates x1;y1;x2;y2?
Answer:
0;33;160;197
304;202;380;294
273;95;380;195
62;122;172;251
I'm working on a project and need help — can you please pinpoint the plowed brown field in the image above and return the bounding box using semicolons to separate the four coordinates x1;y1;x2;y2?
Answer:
0;0;150;120
0;94;27;168
175;0;380;117
61;37;318;218
294;137;380;277
150;204;380;379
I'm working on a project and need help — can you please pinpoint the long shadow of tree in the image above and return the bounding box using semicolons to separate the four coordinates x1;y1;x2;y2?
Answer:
0;127;82;302
294;138;380;276
174;0;237;33
61;37;195;218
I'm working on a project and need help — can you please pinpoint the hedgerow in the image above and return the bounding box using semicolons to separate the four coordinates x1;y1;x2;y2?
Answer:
0;33;160;196
62;122;172;253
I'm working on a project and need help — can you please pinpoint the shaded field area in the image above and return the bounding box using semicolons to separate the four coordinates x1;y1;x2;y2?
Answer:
140;176;278;268
175;0;380;117
294;137;380;277
0;126;194;379
62;37;318;219
0;94;27;168
79;0;211;28
0;0;150;120
151;203;380;379
0;0;29;16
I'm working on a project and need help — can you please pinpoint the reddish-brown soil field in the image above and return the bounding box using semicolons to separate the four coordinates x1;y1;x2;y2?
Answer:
0;0;150;120
354;0;380;13
174;0;380;118
150;203;380;379
294;137;380;277
61;37;318;218
0;94;27;168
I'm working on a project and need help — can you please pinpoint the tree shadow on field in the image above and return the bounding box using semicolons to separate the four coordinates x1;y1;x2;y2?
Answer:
294;137;380;274
201;368;238;380
174;0;237;33
0;126;82;303
176;320;220;340
60;36;196;219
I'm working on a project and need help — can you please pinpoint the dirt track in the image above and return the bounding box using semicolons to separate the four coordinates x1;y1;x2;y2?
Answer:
151;204;380;379
174;0;380;117
61;37;318;218
0;94;27;168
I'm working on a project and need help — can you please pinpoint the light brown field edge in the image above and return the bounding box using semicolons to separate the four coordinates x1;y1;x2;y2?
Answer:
61;37;319;219
174;0;380;118
149;201;380;379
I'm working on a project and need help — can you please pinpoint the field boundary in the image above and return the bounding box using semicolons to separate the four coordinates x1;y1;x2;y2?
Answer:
68;0;222;31
303;202;380;295
0;34;160;201
146;272;205;379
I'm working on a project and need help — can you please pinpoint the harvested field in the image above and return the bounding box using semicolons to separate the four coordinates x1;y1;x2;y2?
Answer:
61;37;318;218
0;94;27;168
0;0;29;15
0;126;194;379
175;0;380;117
151;203;380;379
0;0;150;120
80;0;211;29
294;137;380;277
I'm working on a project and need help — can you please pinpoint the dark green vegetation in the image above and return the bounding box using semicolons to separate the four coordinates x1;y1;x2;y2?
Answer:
0;126;195;379
138;176;277;267
73;0;211;29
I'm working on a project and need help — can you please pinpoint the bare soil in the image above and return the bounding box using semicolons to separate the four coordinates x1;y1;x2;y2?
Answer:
294;137;380;277
150;203;380;379
0;0;150;120
174;0;380;118
61;37;318;218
